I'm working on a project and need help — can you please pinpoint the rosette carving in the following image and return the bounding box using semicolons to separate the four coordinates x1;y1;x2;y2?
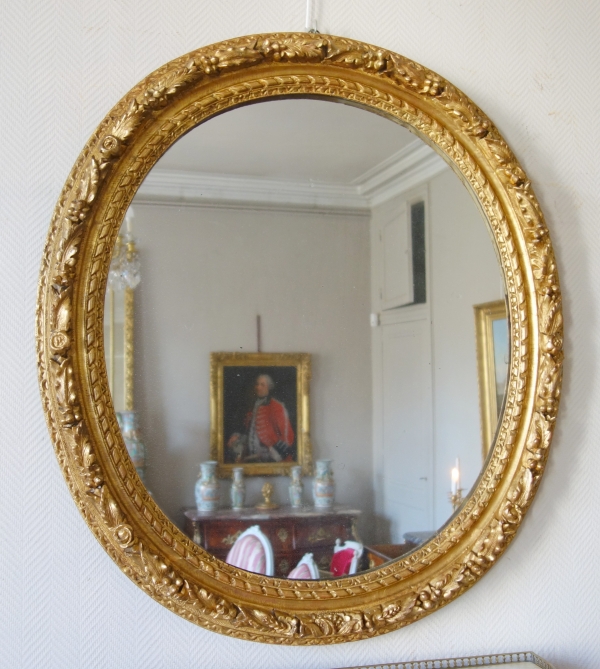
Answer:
37;33;562;644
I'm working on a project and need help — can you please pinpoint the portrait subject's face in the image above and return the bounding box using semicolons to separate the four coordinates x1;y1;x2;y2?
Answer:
255;376;270;398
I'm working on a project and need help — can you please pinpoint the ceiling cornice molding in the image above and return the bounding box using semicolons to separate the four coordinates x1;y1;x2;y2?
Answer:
356;140;449;206
135;170;369;215
134;140;448;212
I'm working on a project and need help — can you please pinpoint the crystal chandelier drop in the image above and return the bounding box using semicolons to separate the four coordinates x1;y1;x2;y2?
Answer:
108;208;141;290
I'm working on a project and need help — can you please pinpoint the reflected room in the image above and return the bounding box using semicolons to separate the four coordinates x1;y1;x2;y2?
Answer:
105;98;507;579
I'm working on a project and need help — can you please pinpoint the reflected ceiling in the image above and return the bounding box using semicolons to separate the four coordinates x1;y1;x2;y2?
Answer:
155;99;417;183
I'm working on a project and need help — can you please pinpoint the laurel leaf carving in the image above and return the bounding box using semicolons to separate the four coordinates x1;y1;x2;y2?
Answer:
261;37;326;61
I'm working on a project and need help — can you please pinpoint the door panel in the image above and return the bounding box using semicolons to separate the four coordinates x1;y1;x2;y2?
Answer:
381;318;433;541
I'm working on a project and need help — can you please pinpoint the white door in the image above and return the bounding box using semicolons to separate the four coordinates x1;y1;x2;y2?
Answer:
372;195;414;311
380;316;433;542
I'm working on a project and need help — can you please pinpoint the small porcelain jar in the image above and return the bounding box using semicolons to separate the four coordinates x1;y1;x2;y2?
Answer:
288;465;304;508
117;411;147;484
195;460;219;512
313;459;335;508
230;467;245;510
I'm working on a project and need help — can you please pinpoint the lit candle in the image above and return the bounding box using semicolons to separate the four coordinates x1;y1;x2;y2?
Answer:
451;458;461;495
126;206;134;235
456;458;460;491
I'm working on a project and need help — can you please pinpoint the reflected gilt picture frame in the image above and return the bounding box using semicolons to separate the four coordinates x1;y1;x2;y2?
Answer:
210;352;312;477
474;299;509;457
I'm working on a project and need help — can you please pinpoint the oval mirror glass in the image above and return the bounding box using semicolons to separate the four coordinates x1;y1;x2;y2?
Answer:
104;98;507;579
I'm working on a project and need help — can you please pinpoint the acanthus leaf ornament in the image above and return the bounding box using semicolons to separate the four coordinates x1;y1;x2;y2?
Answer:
75;426;104;493
37;33;563;644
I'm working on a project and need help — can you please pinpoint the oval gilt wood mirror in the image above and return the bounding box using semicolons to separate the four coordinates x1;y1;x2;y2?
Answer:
37;33;563;644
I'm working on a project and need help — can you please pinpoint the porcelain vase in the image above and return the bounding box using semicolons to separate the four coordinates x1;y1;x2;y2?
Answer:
117;411;146;484
313;459;335;508
195;460;219;512
289;465;304;508
230;467;245;510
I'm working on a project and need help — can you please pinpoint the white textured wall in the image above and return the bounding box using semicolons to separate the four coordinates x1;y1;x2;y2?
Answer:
1;1;597;667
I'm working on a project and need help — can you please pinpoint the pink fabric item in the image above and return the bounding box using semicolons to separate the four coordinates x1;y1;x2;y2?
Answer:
330;547;356;577
287;563;312;580
226;534;267;574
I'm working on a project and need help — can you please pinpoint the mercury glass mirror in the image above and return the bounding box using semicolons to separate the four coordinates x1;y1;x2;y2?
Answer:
126;97;507;575
38;33;562;644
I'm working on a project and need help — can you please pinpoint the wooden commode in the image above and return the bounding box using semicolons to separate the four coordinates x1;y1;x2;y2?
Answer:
183;505;361;578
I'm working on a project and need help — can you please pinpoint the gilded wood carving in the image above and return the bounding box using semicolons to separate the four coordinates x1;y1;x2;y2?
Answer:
37;33;562;644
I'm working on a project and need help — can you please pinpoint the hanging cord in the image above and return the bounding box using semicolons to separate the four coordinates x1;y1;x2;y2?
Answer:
305;0;320;33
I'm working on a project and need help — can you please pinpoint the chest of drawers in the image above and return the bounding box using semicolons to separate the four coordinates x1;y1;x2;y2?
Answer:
183;505;361;577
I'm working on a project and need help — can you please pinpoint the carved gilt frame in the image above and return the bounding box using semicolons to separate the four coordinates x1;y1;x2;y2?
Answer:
210;352;312;478
37;33;563;644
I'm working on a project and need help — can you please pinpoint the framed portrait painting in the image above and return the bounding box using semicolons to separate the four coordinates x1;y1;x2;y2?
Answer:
474;300;510;457
210;352;312;477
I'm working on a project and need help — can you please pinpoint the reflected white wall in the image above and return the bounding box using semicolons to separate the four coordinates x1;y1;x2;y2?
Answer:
132;203;374;537
369;169;503;540
428;169;504;528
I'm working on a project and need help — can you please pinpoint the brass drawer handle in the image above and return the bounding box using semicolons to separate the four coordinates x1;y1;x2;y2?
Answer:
308;527;333;544
221;530;242;546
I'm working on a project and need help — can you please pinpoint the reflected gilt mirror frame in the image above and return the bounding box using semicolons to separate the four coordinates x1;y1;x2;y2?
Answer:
37;33;563;644
104;232;136;413
474;299;510;458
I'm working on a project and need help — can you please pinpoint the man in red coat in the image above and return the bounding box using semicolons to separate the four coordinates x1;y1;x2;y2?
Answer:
227;374;295;463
